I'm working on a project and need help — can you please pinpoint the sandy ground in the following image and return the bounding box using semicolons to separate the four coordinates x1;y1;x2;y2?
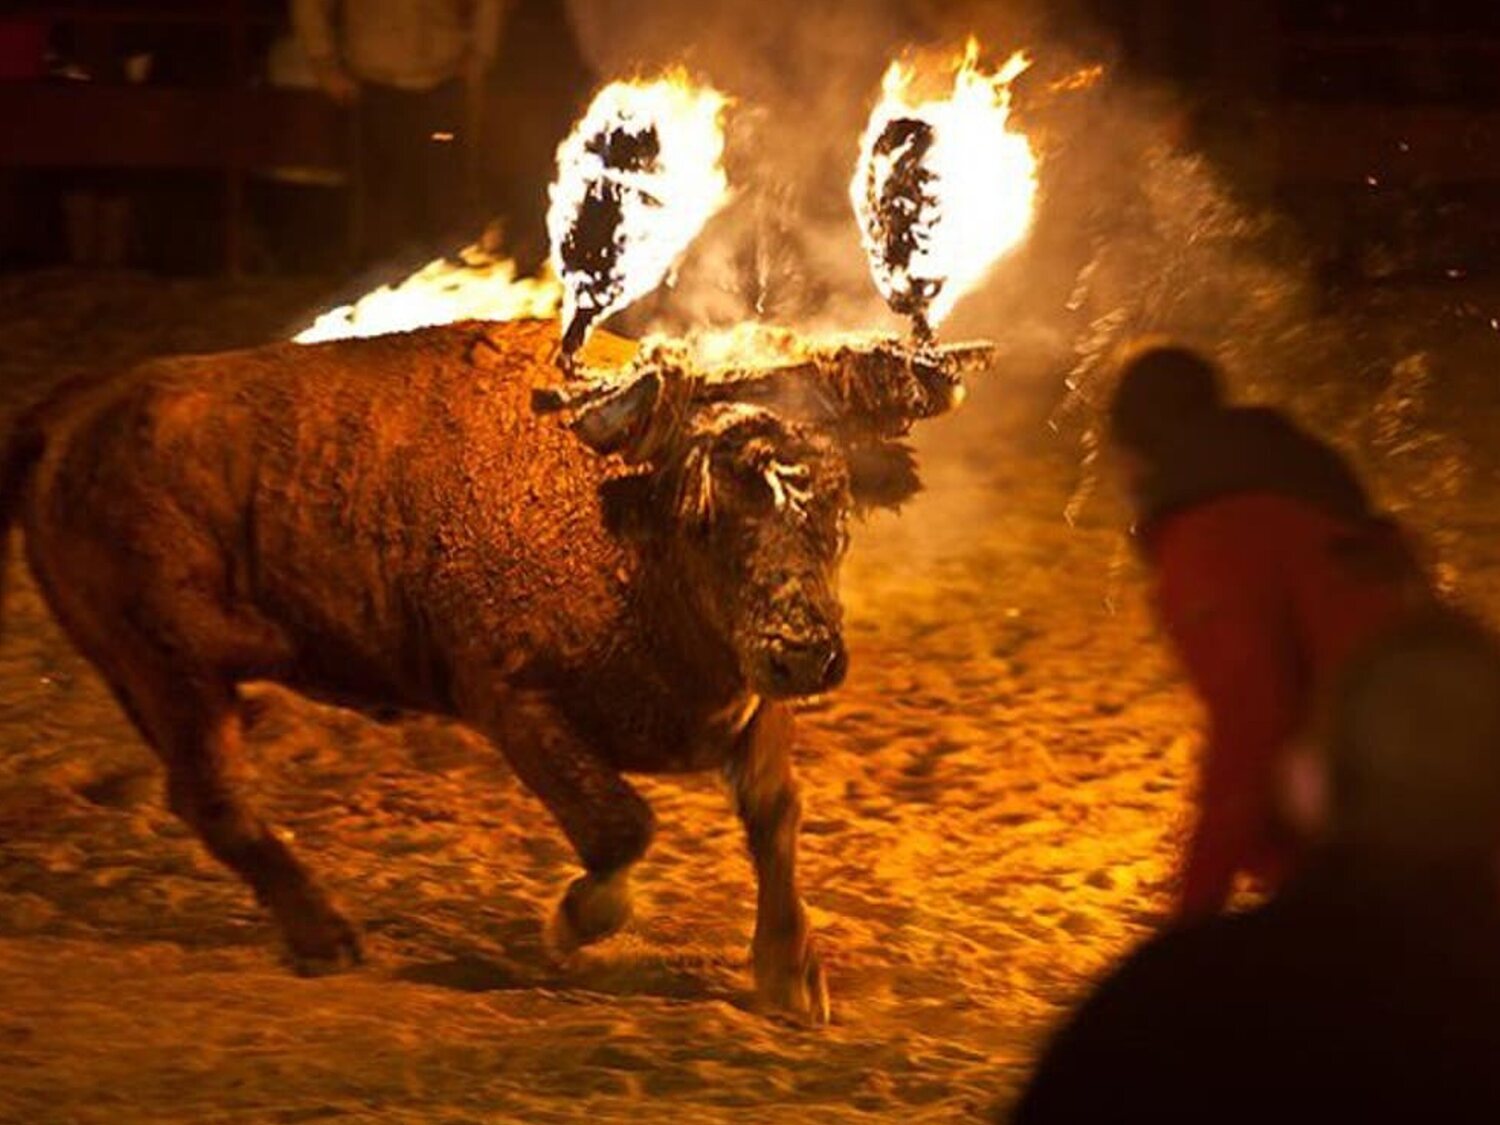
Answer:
1;270;1498;1124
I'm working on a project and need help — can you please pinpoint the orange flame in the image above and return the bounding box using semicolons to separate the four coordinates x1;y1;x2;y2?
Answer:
852;39;1039;329
547;72;730;352
293;245;560;344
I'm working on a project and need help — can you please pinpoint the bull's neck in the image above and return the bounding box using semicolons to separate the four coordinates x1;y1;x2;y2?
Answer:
626;549;747;714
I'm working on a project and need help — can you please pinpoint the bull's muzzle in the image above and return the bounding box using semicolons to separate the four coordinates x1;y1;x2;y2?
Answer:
760;633;849;698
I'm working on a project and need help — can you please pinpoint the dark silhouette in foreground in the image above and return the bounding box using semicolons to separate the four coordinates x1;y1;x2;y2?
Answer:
1013;610;1500;1124
1106;341;1432;921
0;319;946;1023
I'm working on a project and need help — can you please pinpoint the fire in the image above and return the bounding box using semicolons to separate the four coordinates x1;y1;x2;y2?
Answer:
293;245;560;344
852;40;1038;336
641;323;875;373
547;72;730;361
292;72;727;351
649;324;813;370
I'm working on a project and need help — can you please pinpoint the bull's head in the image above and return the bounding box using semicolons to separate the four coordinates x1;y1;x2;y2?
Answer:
536;338;991;699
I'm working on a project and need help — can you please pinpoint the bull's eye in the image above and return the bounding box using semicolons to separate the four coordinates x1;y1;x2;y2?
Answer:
714;460;774;514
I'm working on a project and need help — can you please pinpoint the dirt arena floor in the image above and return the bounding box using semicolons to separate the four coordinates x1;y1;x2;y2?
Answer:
1;270;1498;1123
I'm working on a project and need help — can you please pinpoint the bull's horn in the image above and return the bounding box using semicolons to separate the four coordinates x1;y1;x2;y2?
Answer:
534;336;996;455
533;369;668;461
681;339;997;439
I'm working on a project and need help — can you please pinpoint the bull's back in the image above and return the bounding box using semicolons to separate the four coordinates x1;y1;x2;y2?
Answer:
25;319;642;708
246;320;642;693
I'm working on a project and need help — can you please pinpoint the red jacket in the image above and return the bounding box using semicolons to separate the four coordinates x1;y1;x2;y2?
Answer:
1150;492;1420;919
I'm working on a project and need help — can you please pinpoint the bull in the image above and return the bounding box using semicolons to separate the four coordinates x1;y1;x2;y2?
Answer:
0;319;979;1022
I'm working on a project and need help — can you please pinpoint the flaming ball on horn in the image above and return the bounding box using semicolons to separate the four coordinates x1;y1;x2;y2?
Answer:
548;73;730;371
543;45;1028;449
853;40;1038;346
860;116;942;342
556;121;660;358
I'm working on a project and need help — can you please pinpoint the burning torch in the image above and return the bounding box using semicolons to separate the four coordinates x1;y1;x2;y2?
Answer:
851;41;1037;353
547;74;728;374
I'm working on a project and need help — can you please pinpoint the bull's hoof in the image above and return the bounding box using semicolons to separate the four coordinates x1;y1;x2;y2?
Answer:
545;870;633;960
279;904;364;977
753;937;831;1026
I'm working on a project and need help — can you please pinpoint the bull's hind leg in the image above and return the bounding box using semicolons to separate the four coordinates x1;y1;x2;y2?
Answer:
101;654;361;974
28;507;360;972
481;691;655;956
26;491;356;972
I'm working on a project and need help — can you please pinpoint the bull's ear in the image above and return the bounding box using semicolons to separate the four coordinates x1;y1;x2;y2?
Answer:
847;441;922;512
570;370;664;461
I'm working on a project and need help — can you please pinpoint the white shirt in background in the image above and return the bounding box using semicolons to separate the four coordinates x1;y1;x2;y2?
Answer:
293;0;509;91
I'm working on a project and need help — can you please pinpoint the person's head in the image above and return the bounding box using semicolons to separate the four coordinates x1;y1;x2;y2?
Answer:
1284;610;1500;867
1104;339;1225;494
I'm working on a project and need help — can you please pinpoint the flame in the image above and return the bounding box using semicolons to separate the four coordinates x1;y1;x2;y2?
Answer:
547;72;730;356
1049;63;1104;94
293;245;561;344
291;72;727;350
643;323;875;373
852;39;1038;331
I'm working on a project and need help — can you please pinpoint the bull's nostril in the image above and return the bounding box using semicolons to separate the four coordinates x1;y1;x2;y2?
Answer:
768;654;795;686
760;635;846;695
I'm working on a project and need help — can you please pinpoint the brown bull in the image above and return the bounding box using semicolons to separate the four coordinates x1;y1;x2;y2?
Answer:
0;319;963;1022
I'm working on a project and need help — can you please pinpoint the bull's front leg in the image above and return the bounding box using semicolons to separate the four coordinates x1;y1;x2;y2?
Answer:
478;689;656;956
726;700;830;1024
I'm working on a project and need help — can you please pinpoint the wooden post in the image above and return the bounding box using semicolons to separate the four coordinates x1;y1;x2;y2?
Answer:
226;0;248;275
347;104;364;266
1136;0;1180;77
1208;0;1278;195
1210;0;1277;99
465;70;486;224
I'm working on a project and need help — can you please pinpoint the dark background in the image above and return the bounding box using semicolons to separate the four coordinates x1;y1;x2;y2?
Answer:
2;0;1499;277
